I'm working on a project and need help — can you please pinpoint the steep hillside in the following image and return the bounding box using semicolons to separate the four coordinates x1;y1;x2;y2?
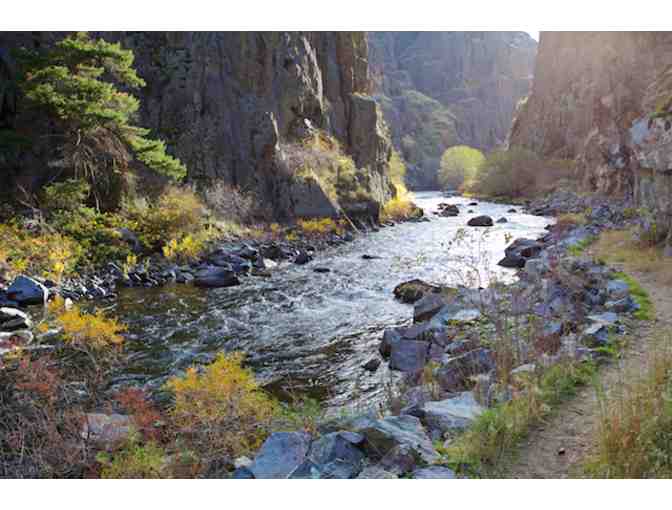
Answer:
0;32;394;221
509;32;672;237
368;31;537;188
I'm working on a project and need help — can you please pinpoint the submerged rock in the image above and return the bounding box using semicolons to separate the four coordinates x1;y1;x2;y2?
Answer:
0;307;32;331
193;267;240;288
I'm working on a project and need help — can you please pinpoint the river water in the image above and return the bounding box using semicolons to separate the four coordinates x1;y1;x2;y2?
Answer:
114;193;552;412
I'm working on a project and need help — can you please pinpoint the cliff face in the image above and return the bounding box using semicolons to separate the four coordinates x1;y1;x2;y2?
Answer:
368;31;537;188
509;32;672;234
0;32;393;220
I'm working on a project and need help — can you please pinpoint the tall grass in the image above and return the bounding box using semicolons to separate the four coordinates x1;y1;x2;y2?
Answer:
584;331;672;478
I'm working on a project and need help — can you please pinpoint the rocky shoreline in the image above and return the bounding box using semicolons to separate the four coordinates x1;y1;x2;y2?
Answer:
0;191;644;478
227;191;644;479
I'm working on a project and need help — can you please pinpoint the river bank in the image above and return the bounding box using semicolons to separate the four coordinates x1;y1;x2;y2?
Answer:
0;189;645;478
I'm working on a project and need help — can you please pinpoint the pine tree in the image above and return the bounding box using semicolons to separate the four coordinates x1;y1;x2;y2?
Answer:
18;32;186;205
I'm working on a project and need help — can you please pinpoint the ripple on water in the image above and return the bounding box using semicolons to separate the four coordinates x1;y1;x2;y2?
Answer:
114;192;554;412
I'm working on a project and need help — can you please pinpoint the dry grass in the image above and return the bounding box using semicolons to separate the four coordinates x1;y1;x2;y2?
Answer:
584;330;672;478
589;229;672;285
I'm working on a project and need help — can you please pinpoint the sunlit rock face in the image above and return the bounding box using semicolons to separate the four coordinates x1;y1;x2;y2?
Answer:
509;31;672;236
368;32;537;189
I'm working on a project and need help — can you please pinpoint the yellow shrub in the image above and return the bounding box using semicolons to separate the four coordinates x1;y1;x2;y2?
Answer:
164;352;279;459
42;296;126;350
0;223;82;281
381;188;416;222
162;228;216;263
125;186;206;250
297;217;345;236
98;441;167;479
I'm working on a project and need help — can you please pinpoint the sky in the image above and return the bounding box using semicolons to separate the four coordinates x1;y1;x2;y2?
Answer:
526;31;539;41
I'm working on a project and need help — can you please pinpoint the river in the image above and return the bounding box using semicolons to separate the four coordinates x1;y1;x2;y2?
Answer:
113;192;553;413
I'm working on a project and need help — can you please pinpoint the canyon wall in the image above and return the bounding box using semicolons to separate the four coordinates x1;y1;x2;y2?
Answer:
509;32;672;236
0;32;394;220
368;31;537;188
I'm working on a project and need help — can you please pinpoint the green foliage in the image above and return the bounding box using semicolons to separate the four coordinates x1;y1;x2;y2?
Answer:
614;272;655;321
41;179;91;212
467;147;540;197
567;235;596;256
98;441;167;479
18;32;186;205
438;145;485;190
444;361;595;475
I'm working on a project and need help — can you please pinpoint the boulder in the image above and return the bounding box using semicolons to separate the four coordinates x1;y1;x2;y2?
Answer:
363;357;381;372
436;348;495;391
249;431;312;479
412;466;458;479
393;279;439;304
294;250;312;265
357;466;398;479
437;204;460;217
389;340;428;373
414;294;448;322
6;275;48;306
81;413;132;446
607;279;630;300
308;431;365;468
0;307;32;331
467;215;493;227
379;328;403;357
499;238;543;268
496;217;508;223
421;392;484;434
193;267;240;288
354;415;438;463
379;444;423;475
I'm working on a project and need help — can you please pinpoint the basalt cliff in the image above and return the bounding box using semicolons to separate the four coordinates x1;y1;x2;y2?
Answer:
0;32;394;221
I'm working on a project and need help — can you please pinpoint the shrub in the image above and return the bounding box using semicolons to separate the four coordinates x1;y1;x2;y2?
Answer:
164;352;279;463
41;179;91;212
467;147;575;198
0;354;91;478
124;186;206;251
43;296;126;351
162;229;216;263
0;222;83;281
438;145;485;191
296;217;345;237
202;182;258;224
380;191;417;222
98;441;168;479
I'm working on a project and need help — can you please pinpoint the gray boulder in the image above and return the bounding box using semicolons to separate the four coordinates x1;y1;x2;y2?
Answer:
436;348;495;391
389;340;428;373
467;215;493;227
6;276;48;306
422;392;484;434
357;465;398;479
354;415;438;463
193;267;240;288
308;431;365;475
412;466;458;479
249;431;312;479
0;307;32;331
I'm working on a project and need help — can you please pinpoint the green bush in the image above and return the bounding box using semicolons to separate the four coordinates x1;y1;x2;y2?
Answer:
438;145;485;190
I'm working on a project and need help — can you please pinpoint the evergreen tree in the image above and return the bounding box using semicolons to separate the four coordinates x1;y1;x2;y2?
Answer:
18;32;186;205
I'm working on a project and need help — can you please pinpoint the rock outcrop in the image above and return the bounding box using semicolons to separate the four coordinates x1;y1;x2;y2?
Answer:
509;31;672;239
368;32;537;188
0;32;394;220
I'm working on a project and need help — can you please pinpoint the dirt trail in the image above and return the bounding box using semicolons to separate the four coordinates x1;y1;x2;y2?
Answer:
504;270;672;479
